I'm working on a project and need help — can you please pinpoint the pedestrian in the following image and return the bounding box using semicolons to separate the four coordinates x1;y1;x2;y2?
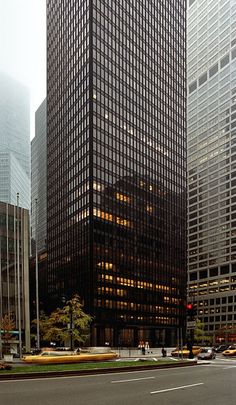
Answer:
162;346;166;357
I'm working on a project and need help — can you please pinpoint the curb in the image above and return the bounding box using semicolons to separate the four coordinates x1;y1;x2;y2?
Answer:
0;361;197;380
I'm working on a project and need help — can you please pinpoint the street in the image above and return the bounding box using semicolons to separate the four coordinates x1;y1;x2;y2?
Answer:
1;358;236;405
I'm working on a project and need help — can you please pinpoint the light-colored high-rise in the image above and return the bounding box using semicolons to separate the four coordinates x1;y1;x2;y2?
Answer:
31;99;47;253
0;73;30;209
188;0;236;343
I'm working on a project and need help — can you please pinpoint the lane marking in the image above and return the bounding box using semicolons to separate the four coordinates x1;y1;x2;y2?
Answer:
222;366;236;369
150;382;204;395
111;376;155;384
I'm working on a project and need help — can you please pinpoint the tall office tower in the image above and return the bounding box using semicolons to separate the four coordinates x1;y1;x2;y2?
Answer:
47;0;187;346
31;99;47;253
0;73;30;210
0;202;31;353
188;0;236;343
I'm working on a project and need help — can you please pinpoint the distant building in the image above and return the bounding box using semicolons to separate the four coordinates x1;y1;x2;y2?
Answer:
31;99;47;254
187;0;236;343
0;73;30;209
0;201;30;353
46;0;187;346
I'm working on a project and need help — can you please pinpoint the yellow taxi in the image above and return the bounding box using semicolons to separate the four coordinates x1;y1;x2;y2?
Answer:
171;346;201;358
222;345;236;357
23;350;118;364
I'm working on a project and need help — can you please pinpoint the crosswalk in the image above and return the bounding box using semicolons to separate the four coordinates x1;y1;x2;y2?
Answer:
198;357;236;369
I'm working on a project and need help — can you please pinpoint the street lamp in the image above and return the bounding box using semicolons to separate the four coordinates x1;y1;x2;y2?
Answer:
61;296;73;351
68;301;73;351
16;193;22;358
0;236;2;359
35;199;40;350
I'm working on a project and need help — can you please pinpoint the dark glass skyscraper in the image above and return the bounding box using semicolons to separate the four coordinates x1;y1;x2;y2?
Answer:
47;0;187;346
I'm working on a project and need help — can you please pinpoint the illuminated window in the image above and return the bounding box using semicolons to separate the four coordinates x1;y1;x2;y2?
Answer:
146;205;153;213
116;192;131;203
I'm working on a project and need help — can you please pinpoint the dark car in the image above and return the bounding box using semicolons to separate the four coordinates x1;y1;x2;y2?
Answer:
214;344;229;353
197;348;216;360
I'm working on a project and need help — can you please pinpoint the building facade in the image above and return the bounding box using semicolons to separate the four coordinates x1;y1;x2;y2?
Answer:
0;73;30;210
31;99;47;254
47;0;187;346
188;0;236;342
0;201;30;353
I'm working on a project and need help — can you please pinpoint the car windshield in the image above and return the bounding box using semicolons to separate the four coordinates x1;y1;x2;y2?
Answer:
228;346;236;350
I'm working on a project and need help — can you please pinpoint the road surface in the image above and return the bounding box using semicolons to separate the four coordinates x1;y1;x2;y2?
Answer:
1;358;236;405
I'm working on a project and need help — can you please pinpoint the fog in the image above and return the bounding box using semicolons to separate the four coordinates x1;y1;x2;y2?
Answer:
0;0;46;139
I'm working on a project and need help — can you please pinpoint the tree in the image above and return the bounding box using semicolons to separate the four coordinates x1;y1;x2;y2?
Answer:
1;314;15;354
31;311;50;346
33;295;92;347
194;319;212;345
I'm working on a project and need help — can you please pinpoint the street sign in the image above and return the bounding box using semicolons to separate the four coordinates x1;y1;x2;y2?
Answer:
187;321;196;329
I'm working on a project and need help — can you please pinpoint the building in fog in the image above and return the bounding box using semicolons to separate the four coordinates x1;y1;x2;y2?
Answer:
46;0;187;346
0;73;30;210
31;99;47;254
0;201;30;353
187;0;236;342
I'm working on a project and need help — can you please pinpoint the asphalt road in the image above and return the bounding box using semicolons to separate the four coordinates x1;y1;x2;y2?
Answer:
1;358;236;405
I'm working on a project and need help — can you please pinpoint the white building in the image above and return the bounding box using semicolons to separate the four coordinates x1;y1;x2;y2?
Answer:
0;73;30;209
188;0;236;343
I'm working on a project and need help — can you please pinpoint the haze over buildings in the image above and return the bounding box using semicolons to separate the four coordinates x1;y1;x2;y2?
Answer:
0;73;30;209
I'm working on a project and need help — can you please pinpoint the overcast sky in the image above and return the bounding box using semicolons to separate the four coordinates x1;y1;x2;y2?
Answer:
0;0;46;140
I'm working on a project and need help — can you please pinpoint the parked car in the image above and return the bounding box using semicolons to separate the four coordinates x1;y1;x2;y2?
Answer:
222;345;236;357
214;344;229;353
197;348;216;360
171;346;201;358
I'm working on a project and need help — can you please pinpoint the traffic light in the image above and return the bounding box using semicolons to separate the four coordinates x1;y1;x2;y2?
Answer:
186;303;197;319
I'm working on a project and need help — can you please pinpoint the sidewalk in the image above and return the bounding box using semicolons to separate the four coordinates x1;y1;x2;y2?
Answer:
115;347;176;358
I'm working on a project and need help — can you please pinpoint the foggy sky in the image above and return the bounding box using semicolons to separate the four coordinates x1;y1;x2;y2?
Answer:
0;0;46;140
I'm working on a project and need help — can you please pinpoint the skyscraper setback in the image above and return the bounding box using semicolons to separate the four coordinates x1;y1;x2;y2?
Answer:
46;0;187;346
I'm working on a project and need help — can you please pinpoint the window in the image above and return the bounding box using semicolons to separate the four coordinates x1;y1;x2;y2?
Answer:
199;73;207;86
209;63;218;78
220;54;229;69
210;268;218;277
199;270;207;279
189;81;197;94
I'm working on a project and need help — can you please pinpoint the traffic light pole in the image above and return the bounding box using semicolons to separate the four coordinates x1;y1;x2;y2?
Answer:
188;328;194;359
186;302;197;359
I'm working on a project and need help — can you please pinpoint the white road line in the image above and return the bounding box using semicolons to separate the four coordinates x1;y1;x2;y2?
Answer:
150;382;204;395
222;366;236;369
111;376;155;384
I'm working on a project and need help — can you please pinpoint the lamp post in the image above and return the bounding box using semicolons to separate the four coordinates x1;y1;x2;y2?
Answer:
62;296;73;351
0;236;2;359
16;193;22;358
35;199;40;350
69;302;73;351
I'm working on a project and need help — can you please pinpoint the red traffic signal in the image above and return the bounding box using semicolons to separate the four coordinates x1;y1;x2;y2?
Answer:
186;304;193;310
186;303;197;318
